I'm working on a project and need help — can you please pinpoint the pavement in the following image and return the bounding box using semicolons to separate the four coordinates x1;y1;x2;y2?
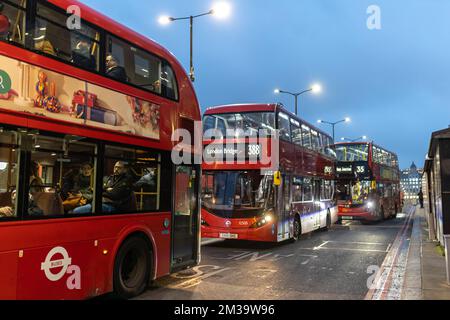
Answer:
402;205;450;300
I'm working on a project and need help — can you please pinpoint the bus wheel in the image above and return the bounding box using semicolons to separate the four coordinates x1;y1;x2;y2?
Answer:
114;236;152;299
293;216;301;241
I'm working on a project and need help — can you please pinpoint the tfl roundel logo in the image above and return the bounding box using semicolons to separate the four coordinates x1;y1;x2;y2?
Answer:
40;246;81;290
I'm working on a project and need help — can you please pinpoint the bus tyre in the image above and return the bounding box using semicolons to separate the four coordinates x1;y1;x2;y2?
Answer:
293;216;301;241
114;236;152;299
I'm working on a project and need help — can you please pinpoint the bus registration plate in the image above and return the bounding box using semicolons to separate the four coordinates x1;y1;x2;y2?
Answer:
342;216;353;220
220;233;238;239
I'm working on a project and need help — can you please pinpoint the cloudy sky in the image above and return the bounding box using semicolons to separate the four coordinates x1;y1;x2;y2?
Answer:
81;0;450;168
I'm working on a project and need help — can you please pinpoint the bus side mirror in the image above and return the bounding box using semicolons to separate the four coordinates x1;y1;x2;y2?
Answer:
274;171;282;186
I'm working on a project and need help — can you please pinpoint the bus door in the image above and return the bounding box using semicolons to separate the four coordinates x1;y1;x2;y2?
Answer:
278;175;291;241
171;165;200;271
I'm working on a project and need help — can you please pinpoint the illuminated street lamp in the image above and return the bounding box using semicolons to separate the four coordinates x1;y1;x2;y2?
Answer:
341;136;368;142
158;2;231;82
274;83;322;116
317;117;351;143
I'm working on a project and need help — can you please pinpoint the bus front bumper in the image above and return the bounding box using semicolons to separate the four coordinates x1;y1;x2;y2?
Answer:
201;223;277;242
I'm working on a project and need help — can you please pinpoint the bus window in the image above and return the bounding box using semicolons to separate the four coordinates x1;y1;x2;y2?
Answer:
293;181;302;202
107;35;164;96
102;146;161;214
311;130;320;151
302;125;312;149
321;180;333;200
26;135;97;217
0;130;19;219
132;49;162;94
291;121;302;146
302;178;313;202
34;3;70;58
277;113;291;142
161;62;179;100
0;0;26;45
203;116;216;134
33;2;100;70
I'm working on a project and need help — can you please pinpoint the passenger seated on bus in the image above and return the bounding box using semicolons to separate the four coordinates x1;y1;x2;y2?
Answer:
0;191;14;217
0;3;11;40
30;161;44;194
61;163;94;212
105;54;127;82
71;38;97;71
133;168;156;189
73;161;133;214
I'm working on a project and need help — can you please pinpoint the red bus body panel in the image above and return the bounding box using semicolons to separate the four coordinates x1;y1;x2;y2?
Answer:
0;0;200;299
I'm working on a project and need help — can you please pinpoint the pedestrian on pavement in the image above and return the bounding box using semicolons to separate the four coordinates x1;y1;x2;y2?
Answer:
418;188;424;209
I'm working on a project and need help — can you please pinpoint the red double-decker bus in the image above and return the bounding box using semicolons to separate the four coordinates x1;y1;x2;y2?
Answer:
0;0;200;299
201;103;338;242
333;142;401;223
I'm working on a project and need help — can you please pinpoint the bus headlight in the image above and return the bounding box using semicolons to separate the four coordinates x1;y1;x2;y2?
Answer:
251;214;274;228
367;201;374;209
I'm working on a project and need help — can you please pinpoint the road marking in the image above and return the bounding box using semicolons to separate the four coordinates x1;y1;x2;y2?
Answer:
365;206;415;300
212;251;295;262
313;241;329;250
169;265;232;289
325;240;388;246
254;269;277;278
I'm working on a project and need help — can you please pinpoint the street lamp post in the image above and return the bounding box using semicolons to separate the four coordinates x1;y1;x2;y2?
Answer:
159;2;231;82
274;84;321;116
317;118;351;143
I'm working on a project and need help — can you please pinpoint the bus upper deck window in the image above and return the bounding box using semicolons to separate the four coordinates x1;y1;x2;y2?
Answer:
0;1;26;45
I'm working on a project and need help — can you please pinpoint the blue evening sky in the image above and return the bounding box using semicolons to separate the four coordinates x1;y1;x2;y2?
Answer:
80;0;450;169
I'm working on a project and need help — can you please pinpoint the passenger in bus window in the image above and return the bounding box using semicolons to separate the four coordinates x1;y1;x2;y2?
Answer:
102;161;134;212
29;161;44;194
133;168;156;189
73;161;133;214
106;54;127;82
61;163;94;212
0;3;11;40
71;37;97;71
0;190;14;217
33;21;56;56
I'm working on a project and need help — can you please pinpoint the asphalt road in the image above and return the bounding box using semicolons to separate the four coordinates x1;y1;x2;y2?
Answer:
137;209;413;300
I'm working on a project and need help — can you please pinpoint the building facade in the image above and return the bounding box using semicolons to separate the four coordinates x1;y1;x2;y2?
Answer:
400;162;423;201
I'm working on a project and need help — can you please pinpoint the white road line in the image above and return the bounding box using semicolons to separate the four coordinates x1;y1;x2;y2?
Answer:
386;243;392;252
169;267;232;289
298;247;389;253
313;241;329;250
325;241;389;246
